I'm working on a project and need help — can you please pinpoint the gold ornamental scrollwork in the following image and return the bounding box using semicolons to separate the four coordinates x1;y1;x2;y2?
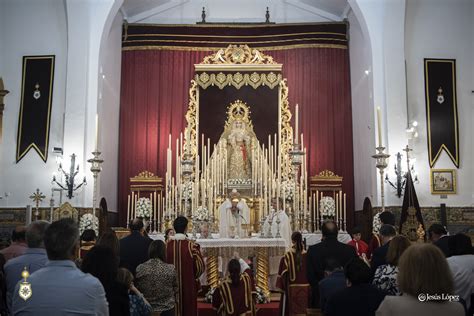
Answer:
195;72;282;90
279;79;293;179
184;80;198;160
201;44;277;65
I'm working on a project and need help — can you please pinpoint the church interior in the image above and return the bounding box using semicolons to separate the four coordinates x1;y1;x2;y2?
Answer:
0;0;473;315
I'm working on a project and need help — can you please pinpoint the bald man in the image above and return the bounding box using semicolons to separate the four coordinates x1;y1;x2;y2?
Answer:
0;226;27;261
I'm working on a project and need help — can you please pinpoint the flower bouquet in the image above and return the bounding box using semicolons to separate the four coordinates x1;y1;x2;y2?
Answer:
135;197;152;219
281;179;295;201
319;196;336;220
79;213;99;235
195;206;209;222
372;211;382;234
182;181;194;201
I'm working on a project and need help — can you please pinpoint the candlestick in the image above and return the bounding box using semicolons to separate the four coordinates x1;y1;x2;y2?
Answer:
339;191;343;229
377;106;382;147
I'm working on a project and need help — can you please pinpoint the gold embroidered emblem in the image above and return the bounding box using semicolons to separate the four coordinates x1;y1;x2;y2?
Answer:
18;267;32;301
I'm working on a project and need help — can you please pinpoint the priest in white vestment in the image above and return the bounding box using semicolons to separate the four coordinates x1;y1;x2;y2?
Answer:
263;197;292;249
218;190;250;238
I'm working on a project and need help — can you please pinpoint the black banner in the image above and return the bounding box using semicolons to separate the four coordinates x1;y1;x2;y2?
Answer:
16;56;55;163
424;59;459;167
399;171;425;241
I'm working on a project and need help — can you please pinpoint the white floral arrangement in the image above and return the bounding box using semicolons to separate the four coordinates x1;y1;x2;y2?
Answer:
227;178;252;186
372;212;382;234
79;213;99;236
135;197;152;218
280;179;295;201
194;205;209;221
319;196;336;218
182;181;194;201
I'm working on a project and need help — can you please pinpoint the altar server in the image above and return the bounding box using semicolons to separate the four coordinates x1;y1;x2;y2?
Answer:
212;258;256;316
263;198;292;249
166;216;205;316
276;231;310;316
347;226;369;260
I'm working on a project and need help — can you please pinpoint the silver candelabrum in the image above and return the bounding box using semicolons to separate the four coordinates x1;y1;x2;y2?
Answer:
52;153;87;199
87;150;104;221
275;215;281;238
372;146;390;211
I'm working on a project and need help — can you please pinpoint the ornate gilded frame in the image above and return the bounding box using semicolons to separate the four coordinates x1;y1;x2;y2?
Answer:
183;45;294;179
430;169;456;195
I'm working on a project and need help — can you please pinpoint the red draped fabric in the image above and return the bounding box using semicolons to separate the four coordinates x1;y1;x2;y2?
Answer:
119;48;353;227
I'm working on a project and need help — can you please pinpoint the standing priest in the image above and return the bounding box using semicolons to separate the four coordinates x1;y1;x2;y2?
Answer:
263;197;292;249
166;216;205;316
219;189;250;238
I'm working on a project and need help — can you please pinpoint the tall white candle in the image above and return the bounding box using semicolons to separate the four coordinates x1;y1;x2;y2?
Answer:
127;194;130;223
295;104;299;144
377;106;382;147
343;193;347;230
95;114;99;150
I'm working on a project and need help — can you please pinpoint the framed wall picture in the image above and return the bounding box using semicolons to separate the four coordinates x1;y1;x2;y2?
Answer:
430;169;456;194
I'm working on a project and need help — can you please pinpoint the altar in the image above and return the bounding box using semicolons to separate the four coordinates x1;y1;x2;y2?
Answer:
149;231;351;298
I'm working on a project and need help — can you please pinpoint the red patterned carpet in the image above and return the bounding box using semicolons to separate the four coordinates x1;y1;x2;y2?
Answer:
197;301;280;316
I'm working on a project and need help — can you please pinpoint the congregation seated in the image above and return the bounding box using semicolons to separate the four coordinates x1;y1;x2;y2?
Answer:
4;221;49;312
318;259;346;314
446;233;474;314
307;220;357;308
12;218;108;315
372;235;411;295
371;224;396;274
135;240;177;316
79;228;97;259
428;223;451;257
82;245;130;316
117;267;152;316
0;226;27;262
376;244;465;316
120;218;152;275
325;257;386;316
367;211;395;259
212;258;256;316
276;231;310;315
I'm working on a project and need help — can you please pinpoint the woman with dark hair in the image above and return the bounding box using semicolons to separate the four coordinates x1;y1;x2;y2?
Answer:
212;259;255;316
164;228;175;243
135;240;177;316
97;230;120;258
372;235;411;295
117;268;152;316
82;246;130;316
276;231;310;316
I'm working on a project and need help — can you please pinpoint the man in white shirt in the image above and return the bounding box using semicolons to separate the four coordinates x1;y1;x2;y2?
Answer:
446;233;474;312
263;197;292;249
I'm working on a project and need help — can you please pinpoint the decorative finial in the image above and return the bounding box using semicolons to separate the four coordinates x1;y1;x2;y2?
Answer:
265;7;270;23
201;7;206;23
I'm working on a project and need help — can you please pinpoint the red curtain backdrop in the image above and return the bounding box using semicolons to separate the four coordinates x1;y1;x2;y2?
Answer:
119;48;353;227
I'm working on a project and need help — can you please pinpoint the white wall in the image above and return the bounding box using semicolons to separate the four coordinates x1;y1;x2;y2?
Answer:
348;10;376;210
405;0;474;207
0;0;68;207
99;11;124;213
0;0;123;210
130;0;333;24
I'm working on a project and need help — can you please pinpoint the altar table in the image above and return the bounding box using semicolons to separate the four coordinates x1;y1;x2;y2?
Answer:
149;232;351;297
